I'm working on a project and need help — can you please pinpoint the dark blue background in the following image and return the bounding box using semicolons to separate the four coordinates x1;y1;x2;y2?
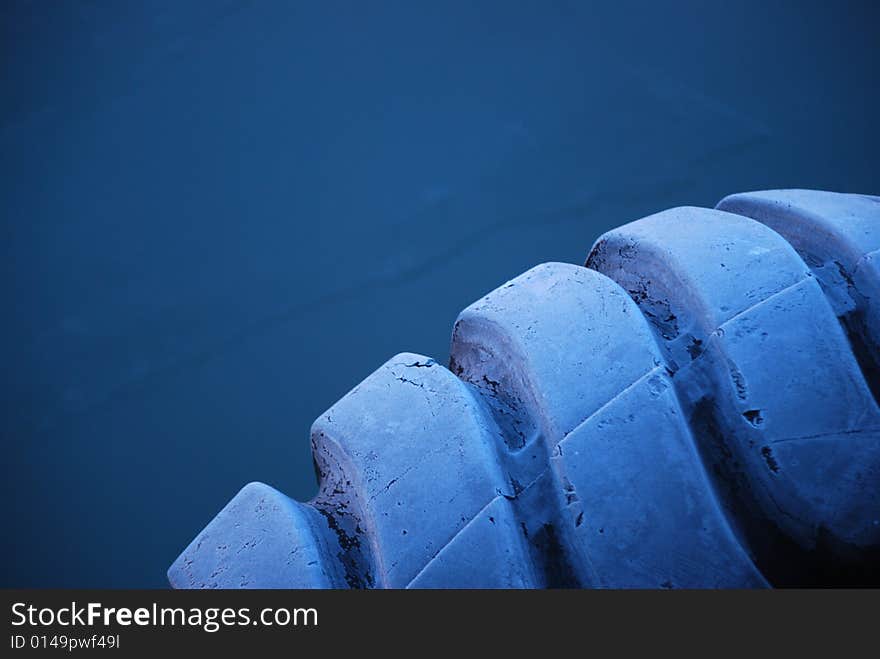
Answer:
3;0;878;587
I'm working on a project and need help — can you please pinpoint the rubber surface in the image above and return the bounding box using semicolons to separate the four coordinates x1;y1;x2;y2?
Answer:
716;190;880;404
169;189;880;588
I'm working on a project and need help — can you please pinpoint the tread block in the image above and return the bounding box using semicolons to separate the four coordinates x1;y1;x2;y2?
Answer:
715;278;880;548
555;369;766;588
451;262;763;587
167;482;339;588
587;206;880;574
452;263;663;446
717;189;880;402
310;352;528;588
716;190;880;280
586;206;810;367
719;278;878;443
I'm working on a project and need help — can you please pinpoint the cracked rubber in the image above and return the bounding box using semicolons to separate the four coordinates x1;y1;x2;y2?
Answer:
169;189;880;589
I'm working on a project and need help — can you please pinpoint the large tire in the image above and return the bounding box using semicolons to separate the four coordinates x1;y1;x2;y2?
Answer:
169;189;880;588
